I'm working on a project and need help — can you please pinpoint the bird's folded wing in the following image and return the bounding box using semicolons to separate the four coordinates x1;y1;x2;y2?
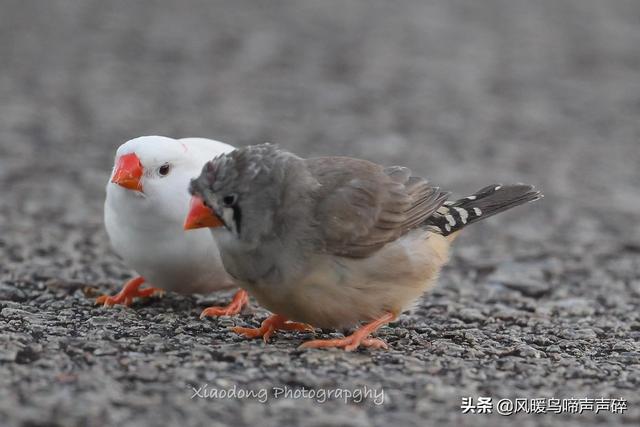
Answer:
305;157;450;258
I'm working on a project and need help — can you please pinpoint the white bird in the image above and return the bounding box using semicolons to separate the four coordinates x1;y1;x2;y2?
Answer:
98;135;248;317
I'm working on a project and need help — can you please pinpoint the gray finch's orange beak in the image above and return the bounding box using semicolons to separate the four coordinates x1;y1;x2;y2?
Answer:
184;196;224;230
111;153;144;192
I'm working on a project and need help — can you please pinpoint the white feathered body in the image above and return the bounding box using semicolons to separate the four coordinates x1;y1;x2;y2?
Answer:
105;137;236;294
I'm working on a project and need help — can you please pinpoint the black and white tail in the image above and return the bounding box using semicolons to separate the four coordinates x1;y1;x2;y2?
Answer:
426;184;542;236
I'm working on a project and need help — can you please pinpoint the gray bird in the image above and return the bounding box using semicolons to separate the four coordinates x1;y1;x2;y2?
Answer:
184;144;542;351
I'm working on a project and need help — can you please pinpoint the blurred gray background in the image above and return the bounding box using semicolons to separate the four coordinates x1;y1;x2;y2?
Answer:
1;1;639;426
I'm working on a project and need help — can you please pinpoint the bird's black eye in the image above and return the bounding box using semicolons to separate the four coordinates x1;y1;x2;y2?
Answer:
222;194;237;207
158;164;171;176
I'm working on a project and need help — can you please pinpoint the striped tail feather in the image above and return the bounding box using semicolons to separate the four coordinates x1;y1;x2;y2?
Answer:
425;184;542;236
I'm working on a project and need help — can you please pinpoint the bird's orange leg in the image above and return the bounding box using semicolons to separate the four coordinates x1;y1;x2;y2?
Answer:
95;276;164;307
200;289;249;318
232;314;315;343
299;312;395;351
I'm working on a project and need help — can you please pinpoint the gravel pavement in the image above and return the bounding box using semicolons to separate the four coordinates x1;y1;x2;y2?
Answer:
1;1;639;426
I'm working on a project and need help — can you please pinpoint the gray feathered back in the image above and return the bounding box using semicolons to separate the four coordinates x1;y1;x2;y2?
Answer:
305;157;449;257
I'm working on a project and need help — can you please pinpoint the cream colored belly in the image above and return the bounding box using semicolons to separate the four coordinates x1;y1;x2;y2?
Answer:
249;231;451;329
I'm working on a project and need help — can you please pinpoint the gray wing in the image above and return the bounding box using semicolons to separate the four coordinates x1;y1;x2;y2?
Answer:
305;157;450;258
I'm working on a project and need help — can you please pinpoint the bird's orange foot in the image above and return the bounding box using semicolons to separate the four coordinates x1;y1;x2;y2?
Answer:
200;290;249;318
95;277;164;307
232;314;315;343
299;336;388;351
298;312;395;351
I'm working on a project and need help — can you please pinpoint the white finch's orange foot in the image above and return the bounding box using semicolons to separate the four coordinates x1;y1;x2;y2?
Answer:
200;290;249;318
95;276;164;307
298;312;395;351
232;314;315;343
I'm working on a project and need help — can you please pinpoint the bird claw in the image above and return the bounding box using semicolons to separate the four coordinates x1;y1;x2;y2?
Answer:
279;322;315;333
200;290;248;319
298;336;388;351
231;314;315;343
95;294;122;307
298;312;394;351
232;325;271;340
94;277;163;308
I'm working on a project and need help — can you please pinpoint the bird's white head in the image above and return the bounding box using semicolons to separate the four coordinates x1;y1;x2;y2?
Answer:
109;135;234;210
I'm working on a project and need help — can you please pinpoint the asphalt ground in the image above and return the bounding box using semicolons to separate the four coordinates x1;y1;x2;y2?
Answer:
1;1;639;426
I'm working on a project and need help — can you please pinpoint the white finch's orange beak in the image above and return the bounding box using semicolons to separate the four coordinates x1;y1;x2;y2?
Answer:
184;196;224;230
111;153;143;192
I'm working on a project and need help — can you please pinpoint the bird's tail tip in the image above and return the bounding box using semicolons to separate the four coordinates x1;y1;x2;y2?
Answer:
426;183;542;236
